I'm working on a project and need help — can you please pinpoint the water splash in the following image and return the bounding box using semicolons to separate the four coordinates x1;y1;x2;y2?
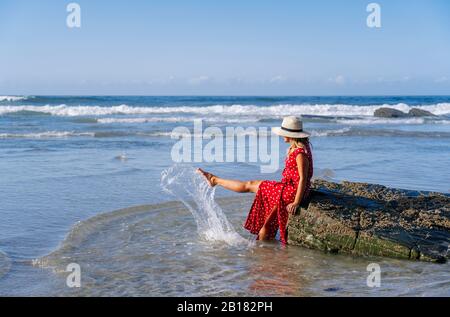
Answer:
161;165;250;246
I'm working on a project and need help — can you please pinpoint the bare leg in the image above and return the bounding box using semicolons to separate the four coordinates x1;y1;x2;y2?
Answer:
258;205;278;241
197;168;262;193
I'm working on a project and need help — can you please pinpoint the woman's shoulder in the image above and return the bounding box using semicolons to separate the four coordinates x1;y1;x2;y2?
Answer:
291;146;312;161
290;146;306;156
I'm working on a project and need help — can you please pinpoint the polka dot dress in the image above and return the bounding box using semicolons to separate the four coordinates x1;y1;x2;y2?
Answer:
244;144;313;244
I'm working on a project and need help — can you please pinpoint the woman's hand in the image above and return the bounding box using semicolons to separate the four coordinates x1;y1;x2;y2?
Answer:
287;202;299;215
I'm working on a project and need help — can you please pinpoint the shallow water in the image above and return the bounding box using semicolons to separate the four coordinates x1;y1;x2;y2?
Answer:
0;96;449;296
19;196;450;297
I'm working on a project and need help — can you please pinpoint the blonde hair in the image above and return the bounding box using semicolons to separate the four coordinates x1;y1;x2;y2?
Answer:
287;137;310;155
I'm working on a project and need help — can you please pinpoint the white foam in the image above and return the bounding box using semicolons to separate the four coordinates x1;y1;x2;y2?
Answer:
1;103;449;117
310;127;352;137
97;117;256;124
0;131;95;139
0;96;27;102
335;118;450;125
429;119;450;125
150;128;348;138
148;128;275;138
98;117;181;124
161;165;251;247
336;118;427;125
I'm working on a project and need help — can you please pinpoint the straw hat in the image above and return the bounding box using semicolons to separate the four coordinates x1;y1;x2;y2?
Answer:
272;116;311;138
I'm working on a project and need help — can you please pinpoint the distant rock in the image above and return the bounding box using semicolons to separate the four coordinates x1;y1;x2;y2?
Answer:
373;107;436;118
408;108;436;117
374;107;409;118
288;179;450;263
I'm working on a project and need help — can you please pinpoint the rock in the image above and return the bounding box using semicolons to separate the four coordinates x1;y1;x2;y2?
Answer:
374;107;409;118
373;107;437;118
287;180;450;263
408;108;436;117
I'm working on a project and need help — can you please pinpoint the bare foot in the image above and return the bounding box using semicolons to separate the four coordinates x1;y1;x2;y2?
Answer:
196;168;217;187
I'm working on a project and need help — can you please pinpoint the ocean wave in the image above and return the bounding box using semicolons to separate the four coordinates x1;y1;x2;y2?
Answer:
1;103;449;117
147;130;272;138
70;117;99;124
97;117;256;124
150;127;351;138
336;117;426;125
0;128;336;139
0;131;95;139
2;127;448;140
148;127;450;139
0;130;166;139
336;118;450;125
310;128;352;137
0;96;28;102
337;129;450;138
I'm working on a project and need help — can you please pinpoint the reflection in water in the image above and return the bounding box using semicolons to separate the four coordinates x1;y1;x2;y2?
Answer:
247;245;308;296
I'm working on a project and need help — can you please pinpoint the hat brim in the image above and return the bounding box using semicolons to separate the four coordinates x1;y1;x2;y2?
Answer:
272;127;311;138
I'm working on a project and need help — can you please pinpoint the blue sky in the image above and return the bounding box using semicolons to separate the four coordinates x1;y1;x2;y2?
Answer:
0;0;449;95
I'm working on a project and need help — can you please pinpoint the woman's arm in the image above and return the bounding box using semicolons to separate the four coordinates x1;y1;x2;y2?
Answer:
287;153;309;215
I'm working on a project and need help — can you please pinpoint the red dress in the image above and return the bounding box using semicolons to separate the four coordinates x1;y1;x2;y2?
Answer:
244;144;313;244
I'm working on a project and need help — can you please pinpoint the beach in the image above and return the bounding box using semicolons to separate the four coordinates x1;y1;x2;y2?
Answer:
0;95;449;296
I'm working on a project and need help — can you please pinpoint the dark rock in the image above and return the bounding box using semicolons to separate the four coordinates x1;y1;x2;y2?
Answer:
288;180;450;263
408;108;436;117
374;107;409;118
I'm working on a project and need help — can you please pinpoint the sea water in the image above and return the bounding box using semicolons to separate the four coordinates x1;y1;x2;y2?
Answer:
0;96;449;296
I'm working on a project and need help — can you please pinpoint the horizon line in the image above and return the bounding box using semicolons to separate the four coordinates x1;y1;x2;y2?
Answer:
3;94;450;98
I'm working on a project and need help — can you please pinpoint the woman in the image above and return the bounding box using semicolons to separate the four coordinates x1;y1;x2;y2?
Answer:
198;116;313;244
